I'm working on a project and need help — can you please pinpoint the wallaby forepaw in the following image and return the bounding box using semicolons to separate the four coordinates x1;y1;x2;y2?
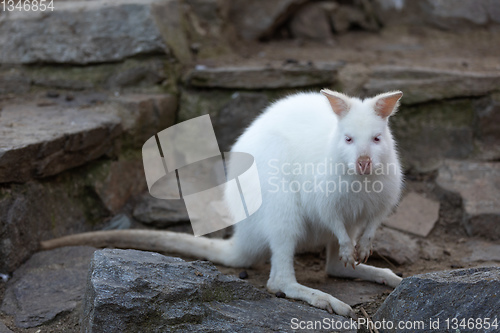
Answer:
355;238;373;264
339;243;356;269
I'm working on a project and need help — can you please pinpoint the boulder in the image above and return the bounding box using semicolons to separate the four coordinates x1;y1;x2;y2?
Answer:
373;267;500;333
1;246;97;328
0;0;173;65
226;0;308;40
289;3;333;41
437;160;500;240
82;249;356;332
0;322;13;333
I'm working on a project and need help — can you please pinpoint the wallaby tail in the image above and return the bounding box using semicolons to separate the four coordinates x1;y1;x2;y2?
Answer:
40;230;239;267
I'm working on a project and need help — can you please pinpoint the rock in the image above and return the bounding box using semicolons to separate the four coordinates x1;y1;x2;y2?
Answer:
103;214;133;230
0;69;30;95
289;3;333;41
437;160;500;240
374;267;500;332
364;66;500;105
383;192;440;237
227;0;308;40
476;93;500;160
214;92;270;151
1;246;96;329
0;93;176;184
133;195;189;227
372;227;420;265
463;240;500;263
0;100;122;183
418;239;443;261
330;5;379;33
183;61;342;89
0;322;13;333
391;99;475;172
83;249;355;332
421;0;500;29
0;0;172;65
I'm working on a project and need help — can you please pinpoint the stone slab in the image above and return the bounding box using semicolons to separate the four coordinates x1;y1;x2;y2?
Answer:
1;246;97;328
183;61;343;89
0;0;171;64
364;66;500;105
0;101;122;183
437;159;500;240
384;192;440;237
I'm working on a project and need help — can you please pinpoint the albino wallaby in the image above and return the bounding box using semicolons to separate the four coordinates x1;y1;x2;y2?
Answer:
42;89;404;318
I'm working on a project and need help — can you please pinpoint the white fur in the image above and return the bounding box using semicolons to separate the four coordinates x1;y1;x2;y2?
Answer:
219;91;404;317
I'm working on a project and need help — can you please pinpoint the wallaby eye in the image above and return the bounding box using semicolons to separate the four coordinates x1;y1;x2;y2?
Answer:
345;135;353;143
373;135;381;143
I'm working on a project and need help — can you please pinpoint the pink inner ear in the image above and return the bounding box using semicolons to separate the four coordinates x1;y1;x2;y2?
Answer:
324;95;349;117
375;93;402;118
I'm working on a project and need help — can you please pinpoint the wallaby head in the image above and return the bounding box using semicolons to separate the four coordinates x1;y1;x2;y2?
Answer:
321;89;403;175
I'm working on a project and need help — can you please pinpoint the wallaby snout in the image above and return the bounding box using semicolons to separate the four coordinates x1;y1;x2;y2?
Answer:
356;155;372;175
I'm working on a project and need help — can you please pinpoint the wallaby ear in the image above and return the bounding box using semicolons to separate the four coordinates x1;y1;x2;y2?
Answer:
321;89;351;118
373;91;403;119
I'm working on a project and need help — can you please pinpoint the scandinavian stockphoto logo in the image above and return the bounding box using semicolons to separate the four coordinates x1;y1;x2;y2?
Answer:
142;115;262;237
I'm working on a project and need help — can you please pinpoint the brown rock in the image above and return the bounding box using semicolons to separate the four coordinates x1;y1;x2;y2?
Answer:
289;3;333;42
384;192;440;237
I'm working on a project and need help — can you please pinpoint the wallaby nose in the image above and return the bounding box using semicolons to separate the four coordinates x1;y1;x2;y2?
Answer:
356;156;372;175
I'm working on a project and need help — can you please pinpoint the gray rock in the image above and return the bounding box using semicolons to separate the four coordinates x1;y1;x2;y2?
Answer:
0;93;176;184
391;99;476;172
1;246;96;329
289;3;333;41
383;192;440;237
184;62;342;89
364;66;500;105
0;322;13;333
0;100;122;183
464;240;500;262
103;214;133;230
0;0;170;65
214;92;270;151
83;249;355;332
372;227;420;265
0;70;30;95
437;160;500;240
227;0;308;40
373;267;500;333
133;195;189;227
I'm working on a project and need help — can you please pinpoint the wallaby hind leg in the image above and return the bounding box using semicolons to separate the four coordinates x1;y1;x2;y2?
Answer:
265;231;356;318
325;239;402;288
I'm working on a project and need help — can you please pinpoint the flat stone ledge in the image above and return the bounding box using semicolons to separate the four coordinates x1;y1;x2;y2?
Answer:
364;66;500;104
183;61;343;89
0;93;177;183
0;0;171;64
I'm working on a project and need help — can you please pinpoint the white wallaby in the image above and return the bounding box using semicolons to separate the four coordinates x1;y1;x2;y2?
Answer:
41;89;404;318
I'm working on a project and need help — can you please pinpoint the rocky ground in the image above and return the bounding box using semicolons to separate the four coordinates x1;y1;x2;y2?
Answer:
1;0;499;332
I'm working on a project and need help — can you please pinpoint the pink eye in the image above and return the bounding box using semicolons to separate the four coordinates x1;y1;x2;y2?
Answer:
345;136;353;143
373;136;381;143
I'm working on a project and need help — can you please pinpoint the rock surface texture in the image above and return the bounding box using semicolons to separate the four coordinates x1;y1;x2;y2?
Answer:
1;246;97;328
374;267;500;333
82;249;356;333
437;160;500;240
